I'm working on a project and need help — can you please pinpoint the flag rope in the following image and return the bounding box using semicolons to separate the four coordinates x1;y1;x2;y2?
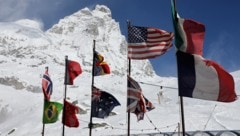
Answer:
203;104;217;131
145;113;163;134
79;119;178;133
139;81;178;90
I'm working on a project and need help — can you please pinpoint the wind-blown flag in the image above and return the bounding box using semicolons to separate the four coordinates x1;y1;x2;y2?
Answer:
91;86;120;118
65;60;82;85
128;25;174;59
42;100;63;124
42;68;53;100
176;51;237;102
62;99;79;127
127;76;155;121
171;0;205;56
94;51;110;76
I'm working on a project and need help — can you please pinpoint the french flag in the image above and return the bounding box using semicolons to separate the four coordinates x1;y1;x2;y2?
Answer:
176;51;237;102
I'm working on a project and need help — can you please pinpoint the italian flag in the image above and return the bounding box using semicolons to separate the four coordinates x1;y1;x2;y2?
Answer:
171;0;205;56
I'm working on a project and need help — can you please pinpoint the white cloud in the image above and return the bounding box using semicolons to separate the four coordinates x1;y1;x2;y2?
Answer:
0;0;64;21
0;0;30;21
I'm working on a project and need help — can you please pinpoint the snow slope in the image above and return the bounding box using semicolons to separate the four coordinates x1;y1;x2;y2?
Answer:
0;5;239;136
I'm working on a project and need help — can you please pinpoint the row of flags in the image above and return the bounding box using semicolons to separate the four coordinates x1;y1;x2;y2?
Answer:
41;1;237;133
41;50;154;129
126;1;237;103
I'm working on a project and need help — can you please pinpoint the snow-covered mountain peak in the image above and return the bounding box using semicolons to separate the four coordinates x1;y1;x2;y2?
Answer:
0;4;157;92
93;5;112;17
46;4;156;78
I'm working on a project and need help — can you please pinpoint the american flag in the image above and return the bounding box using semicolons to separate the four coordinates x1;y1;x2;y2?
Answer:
127;76;154;121
42;67;53;100
128;25;174;59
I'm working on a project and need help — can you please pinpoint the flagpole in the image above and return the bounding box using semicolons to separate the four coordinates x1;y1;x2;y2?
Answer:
179;96;186;135
89;40;96;136
42;123;45;136
127;20;131;136
171;0;186;134
62;56;68;136
127;59;131;136
41;66;48;136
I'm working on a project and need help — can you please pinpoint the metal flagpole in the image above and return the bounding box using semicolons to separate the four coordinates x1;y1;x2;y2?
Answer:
127;59;131;136
62;56;68;136
179;96;186;135
127;20;131;136
41;66;48;136
171;0;186;134
42;102;46;135
89;40;96;136
41;123;45;136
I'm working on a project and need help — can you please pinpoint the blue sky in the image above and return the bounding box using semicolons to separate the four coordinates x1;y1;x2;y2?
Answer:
1;0;240;77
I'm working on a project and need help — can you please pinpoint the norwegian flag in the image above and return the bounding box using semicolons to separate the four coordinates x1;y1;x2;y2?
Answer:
42;67;53;101
127;76;154;121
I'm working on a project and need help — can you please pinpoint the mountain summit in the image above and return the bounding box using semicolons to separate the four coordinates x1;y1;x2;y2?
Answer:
0;5;156;89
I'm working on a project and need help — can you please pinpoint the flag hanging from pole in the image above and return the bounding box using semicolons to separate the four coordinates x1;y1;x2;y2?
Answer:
62;99;79;127
42;99;63;124
42;67;53;100
176;51;237;102
128;25;174;59
92;86;120;118
171;0;205;56
127;76;155;121
94;51;110;76
65;60;82;85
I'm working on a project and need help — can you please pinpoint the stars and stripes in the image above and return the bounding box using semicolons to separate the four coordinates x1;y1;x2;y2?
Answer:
128;25;174;59
42;67;53;100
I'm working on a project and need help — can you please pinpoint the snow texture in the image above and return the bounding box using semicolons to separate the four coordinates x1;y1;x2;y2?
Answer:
0;5;239;136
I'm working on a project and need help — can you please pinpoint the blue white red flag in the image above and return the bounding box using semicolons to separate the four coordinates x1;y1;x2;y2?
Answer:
127;76;154;121
176;51;237;102
42;68;53;100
